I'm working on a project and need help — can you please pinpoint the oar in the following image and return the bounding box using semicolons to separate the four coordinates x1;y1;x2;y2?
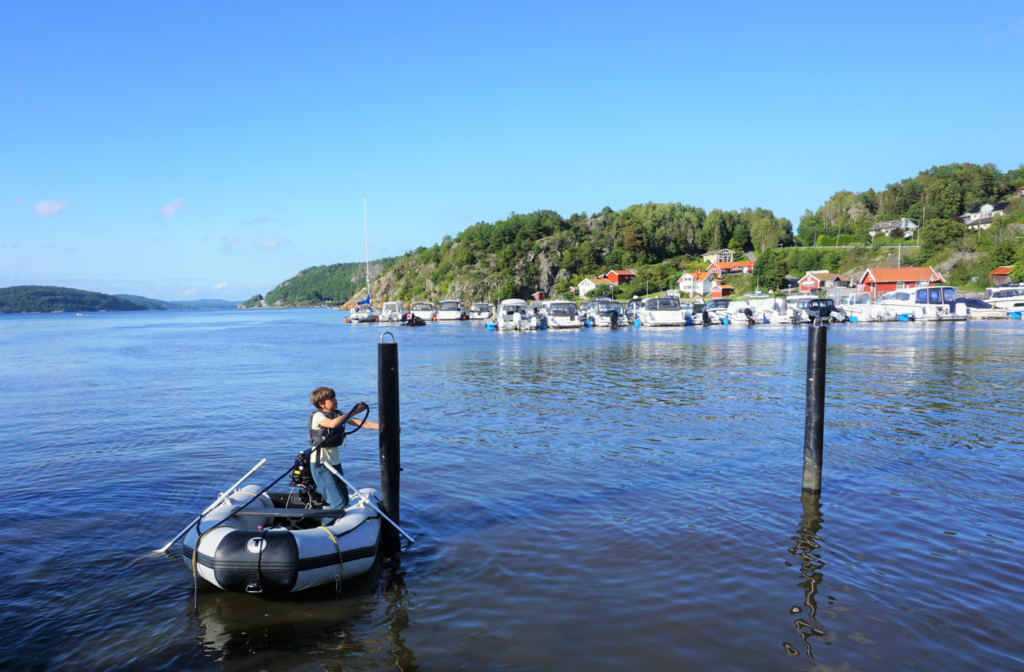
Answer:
155;458;267;554
321;462;415;543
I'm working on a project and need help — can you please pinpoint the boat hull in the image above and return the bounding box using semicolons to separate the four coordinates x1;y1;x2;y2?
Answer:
183;485;382;594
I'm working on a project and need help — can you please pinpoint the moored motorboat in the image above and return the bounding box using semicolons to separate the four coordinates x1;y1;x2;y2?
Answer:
437;300;467;321
540;300;581;328
380;301;405;322
183;484;382;594
468;303;493;320
637;297;685;326
493;298;543;330
876;286;966;321
410;302;437;321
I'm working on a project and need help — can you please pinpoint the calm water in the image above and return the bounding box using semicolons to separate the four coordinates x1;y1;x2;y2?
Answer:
1;309;1022;671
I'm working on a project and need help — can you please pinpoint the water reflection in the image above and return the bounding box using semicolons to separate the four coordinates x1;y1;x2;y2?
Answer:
193;552;417;671
783;492;829;659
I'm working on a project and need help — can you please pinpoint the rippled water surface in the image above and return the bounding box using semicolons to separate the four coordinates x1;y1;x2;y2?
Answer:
1;309;1023;671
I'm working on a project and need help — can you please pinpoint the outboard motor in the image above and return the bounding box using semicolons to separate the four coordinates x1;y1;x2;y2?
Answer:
701;310;711;325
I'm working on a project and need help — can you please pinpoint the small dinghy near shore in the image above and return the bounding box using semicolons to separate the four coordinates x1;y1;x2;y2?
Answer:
183;484;382;594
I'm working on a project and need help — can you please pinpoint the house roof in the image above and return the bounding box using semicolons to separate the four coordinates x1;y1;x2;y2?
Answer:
703;248;733;255
869;217;916;232
608;269;636;277
581;276;612;286
709;260;755;269
678;271;711;281
966;202;1010;214
990;266;1015;276
713;284;733;290
802;271;849;283
859;267;945;284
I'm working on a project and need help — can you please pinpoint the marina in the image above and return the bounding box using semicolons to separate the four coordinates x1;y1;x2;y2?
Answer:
2;308;1023;670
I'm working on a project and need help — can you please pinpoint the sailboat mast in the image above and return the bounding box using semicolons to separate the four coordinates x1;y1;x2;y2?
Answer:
364;196;371;302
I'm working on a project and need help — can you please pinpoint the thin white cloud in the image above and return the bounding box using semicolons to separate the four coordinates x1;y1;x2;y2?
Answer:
243;216;277;225
160;197;186;219
182;287;199;296
212;281;229;290
10;197;25;205
222;233;287;253
34;200;67;216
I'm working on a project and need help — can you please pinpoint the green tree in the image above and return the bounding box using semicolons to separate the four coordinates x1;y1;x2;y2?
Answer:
919;217;965;259
751;248;788;290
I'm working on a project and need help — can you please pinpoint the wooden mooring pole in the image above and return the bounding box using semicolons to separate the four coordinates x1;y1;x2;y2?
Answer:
802;322;827;493
378;333;401;547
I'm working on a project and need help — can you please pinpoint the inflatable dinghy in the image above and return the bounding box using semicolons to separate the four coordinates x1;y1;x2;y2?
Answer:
183;484;382;593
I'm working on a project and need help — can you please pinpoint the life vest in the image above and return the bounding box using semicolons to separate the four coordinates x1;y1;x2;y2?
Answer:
308;410;347;450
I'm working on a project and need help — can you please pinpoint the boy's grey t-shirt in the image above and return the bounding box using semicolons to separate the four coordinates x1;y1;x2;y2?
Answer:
310;412;346;465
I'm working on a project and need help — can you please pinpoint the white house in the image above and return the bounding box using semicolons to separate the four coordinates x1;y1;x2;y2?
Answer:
961;202;1010;231
701;249;734;264
677;271;715;297
868;217;918;238
576;276;613;298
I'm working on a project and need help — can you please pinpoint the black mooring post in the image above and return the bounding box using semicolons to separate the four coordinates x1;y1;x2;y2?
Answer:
802;322;827;493
378;336;401;546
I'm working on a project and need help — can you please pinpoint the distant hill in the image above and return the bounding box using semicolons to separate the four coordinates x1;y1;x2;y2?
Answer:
115;295;240;310
0;286;148;314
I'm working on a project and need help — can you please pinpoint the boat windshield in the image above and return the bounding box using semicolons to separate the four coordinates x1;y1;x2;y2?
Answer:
647;298;680;310
471;303;490;311
547;303;576;315
439;301;461;310
845;293;871;305
598;303;624;314
707;299;730;310
412;303;433;311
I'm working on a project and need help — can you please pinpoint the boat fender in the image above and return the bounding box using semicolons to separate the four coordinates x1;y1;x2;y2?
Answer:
634;318;640;326
344;318;349;323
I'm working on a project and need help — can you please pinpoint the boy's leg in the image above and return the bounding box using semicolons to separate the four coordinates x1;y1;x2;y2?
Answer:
312;462;349;510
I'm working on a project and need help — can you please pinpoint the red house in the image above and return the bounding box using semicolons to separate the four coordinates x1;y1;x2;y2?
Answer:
857;267;945;297
531;291;548;301
798;271;850;292
710;283;733;298
707;260;755;276
605;269;637;285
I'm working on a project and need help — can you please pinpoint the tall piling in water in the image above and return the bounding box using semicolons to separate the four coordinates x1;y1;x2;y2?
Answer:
378;333;401;546
802;322;827;493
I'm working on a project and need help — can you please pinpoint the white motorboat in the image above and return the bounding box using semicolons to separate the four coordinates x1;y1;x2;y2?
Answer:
348;304;380;323
956;297;1008;319
541;300;581;328
876;286;966;321
702;298;731;325
750;297;798;324
724;300;758;325
437;300;467;321
468;303;493;320
839;292;896;322
493;298;544;331
410;302;437;321
380;301;405;322
183;484;382;594
637;297;685;326
588;300;625;327
986;286;1024;312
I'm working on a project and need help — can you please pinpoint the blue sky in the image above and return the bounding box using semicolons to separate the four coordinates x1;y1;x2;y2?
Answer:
2;1;1022;300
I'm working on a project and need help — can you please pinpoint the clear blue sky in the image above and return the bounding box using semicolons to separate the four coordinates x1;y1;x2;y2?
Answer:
2;1;1022;300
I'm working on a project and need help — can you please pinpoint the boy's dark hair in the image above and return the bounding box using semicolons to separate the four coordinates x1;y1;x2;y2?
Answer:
310;386;336;408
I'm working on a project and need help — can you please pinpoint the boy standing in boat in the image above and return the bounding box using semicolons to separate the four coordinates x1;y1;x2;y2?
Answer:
308;386;379;511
